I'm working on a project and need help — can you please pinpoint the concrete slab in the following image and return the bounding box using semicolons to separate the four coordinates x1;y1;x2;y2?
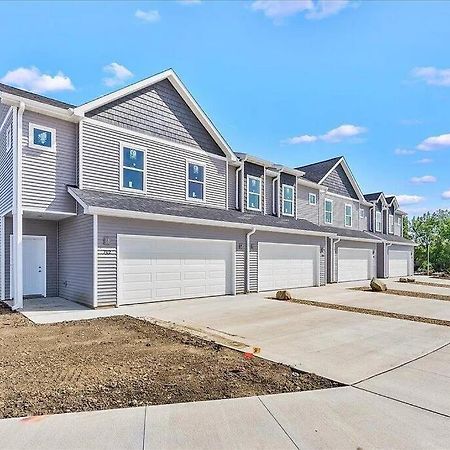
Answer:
0;407;146;450
289;285;450;322
410;275;450;287
261;387;450;450
144;395;297;449
384;280;450;296
358;344;450;416
130;294;450;384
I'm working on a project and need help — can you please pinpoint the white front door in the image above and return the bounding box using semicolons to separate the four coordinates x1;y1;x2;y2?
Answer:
10;235;47;297
117;235;235;305
337;248;372;282
258;243;320;291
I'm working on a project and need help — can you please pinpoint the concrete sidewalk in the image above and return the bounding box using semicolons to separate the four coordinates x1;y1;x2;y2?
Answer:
1;387;449;450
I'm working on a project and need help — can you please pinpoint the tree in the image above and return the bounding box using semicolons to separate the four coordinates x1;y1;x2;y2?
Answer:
407;210;450;273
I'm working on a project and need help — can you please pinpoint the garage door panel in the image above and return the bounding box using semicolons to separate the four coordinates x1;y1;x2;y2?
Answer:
389;251;410;277
118;236;234;305
338;248;372;282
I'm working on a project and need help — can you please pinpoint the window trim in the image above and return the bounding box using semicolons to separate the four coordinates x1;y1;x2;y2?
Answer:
186;160;206;203
397;216;402;226
29;123;56;151
308;192;317;205
324;198;333;224
282;184;295;217
389;213;394;234
6;123;12;153
344;203;353;228
375;210;382;232
119;142;147;193
247;175;262;212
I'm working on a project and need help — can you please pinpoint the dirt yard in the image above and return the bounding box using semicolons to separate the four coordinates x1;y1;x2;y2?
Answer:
0;305;340;419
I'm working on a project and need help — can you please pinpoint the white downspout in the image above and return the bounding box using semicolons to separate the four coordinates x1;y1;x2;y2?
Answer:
332;237;341;283
235;164;242;210
12;101;25;310
246;227;257;293
272;171;281;216
385;242;393;278
295;176;298;220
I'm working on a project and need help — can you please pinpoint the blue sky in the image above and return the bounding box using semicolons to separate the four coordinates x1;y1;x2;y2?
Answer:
1;0;449;215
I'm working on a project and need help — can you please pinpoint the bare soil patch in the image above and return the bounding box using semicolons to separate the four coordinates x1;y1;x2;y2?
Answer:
271;297;450;327
353;287;450;302
0;304;340;419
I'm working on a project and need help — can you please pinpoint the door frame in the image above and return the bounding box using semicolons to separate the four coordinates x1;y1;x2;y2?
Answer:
10;235;47;298
257;242;321;292
116;234;237;306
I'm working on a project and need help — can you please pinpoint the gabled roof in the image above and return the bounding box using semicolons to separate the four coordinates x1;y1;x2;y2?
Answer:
385;195;399;209
364;192;384;202
295;156;342;184
73;69;237;161
0;82;75;109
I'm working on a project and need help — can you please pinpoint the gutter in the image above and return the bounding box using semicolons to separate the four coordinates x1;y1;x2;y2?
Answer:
246;227;256;293
331;237;341;283
235;163;243;210
273;170;281;216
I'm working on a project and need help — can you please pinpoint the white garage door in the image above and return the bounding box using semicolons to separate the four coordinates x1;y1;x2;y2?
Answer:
117;235;235;305
389;250;410;277
338;248;372;282
258;243;319;292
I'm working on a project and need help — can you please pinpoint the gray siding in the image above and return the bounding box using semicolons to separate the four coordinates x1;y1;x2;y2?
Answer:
3;217;58;299
0;216;4;300
22;111;77;213
394;212;402;236
0;104;10;124
321;165;358;199
248;231;326;292
82;120;227;209
58;214;93;306
228;165;238;210
244;162;265;214
377;242;385;278
86;79;225;157
265;174;274;215
322;195;360;230
333;240;377;282
359;205;370;231
297;185;320;224
0;109;14;215
97;216;247;307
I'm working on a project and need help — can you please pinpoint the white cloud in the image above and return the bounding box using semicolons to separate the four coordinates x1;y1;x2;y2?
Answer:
251;0;350;22
394;148;415;156
411;66;450;87
442;190;450;200
416;158;433;164
410;175;437;184
0;67;74;93
103;62;133;87
417;133;450;151
284;124;366;145
135;9;161;23
396;194;425;205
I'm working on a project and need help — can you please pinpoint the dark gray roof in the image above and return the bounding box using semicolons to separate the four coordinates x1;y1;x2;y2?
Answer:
295;156;342;183
0;82;75;109
366;231;415;245
321;226;383;242
385;195;395;203
70;188;329;234
364;192;383;202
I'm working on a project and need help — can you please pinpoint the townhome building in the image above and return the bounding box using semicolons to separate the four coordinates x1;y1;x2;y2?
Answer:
0;69;415;310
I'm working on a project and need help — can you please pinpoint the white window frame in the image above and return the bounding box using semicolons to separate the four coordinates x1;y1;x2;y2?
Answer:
6;123;12;153
308;192;317;205
29;123;56;151
345;204;353;227
324;199;333;224
375;211;382;232
247;175;262;212
389;214;394;234
360;208;364;219
186;160;206;202
282;184;294;217
119;142;147;193
397;216;402;226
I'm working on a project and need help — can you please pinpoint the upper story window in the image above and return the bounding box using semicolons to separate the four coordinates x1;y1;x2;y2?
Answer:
375;211;382;232
282;185;294;216
29;123;55;151
121;144;146;192
397;216;402;226
389;214;394;233
186;161;206;201
6;124;12;153
360;208;364;219
324;199;333;224
247;175;262;211
308;193;317;205
345;204;353;227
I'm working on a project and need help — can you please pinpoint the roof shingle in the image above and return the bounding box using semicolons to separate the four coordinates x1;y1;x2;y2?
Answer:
295;156;342;183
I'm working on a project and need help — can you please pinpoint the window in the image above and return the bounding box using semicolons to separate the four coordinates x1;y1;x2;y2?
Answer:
345;204;353;227
376;211;382;232
282;185;294;216
308;193;317;205
186;161;206;201
247;175;261;211
360;208;364;219
29;123;55;151
324;199;333;224
6;124;12;153
121;144;145;192
397;216;402;226
389;214;394;233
